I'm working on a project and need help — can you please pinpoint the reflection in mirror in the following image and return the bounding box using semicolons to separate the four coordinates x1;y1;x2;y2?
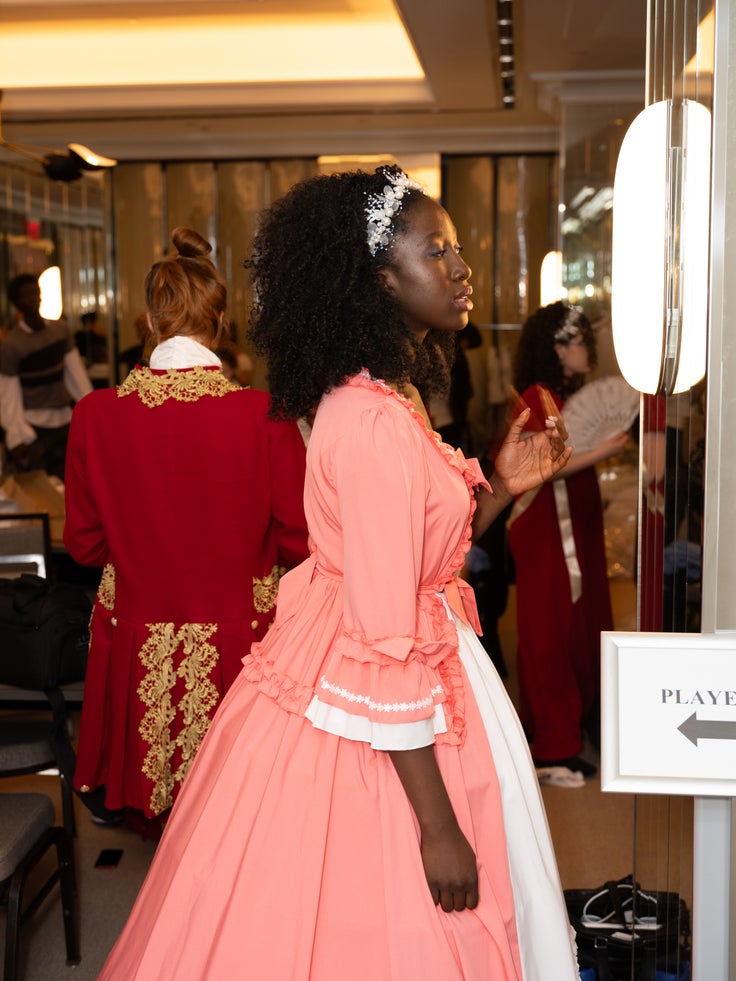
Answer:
553;2;713;974
0;158;112;384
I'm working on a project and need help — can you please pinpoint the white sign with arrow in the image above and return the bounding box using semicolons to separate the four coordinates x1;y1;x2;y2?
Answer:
601;631;736;796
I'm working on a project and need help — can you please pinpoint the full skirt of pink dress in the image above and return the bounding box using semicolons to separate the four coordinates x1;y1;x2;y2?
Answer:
99;604;577;981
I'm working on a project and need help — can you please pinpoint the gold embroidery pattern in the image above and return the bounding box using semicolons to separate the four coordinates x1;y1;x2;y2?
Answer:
137;622;220;815
253;565;286;613
97;563;116;611
118;366;239;407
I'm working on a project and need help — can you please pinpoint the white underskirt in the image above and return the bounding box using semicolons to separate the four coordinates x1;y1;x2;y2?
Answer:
449;602;580;980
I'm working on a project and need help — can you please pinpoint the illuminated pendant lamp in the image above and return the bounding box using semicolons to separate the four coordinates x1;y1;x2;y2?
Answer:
0;94;116;183
38;266;63;321
540;250;566;307
611;99;711;395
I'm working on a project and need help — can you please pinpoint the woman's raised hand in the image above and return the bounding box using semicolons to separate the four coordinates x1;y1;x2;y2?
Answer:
494;407;572;497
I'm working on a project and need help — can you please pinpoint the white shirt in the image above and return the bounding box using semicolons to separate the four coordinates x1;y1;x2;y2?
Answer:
149;335;223;371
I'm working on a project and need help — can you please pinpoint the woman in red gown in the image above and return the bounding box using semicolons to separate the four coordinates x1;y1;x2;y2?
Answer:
509;302;629;775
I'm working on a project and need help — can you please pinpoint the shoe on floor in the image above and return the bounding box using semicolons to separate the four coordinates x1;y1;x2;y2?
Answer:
533;755;597;777
90;808;124;826
536;766;586;788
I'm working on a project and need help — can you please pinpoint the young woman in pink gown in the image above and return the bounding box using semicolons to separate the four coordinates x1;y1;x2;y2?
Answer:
99;167;579;980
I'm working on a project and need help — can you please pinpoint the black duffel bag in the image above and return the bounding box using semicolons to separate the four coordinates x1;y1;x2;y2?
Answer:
566;875;691;981
0;573;91;689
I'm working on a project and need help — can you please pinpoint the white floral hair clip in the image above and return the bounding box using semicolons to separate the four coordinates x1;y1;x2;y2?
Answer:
553;307;583;343
365;168;423;256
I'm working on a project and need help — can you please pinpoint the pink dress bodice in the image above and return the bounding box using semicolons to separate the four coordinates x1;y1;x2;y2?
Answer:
244;372;490;748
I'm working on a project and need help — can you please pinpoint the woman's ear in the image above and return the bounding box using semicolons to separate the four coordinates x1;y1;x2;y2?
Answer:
145;313;155;334
377;266;397;295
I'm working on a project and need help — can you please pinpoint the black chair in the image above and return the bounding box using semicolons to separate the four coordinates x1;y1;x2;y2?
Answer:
0;706;77;840
0;792;80;980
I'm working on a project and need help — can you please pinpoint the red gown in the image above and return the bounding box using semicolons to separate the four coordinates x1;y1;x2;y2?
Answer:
64;364;309;816
508;384;613;761
640;394;667;631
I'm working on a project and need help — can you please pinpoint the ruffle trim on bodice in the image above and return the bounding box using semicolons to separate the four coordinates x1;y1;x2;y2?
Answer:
242;645;316;717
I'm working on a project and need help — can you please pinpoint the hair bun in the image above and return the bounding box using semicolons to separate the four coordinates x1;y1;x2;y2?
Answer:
171;226;212;259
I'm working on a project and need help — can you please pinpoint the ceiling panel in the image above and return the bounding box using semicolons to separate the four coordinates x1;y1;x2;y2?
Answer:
0;0;647;160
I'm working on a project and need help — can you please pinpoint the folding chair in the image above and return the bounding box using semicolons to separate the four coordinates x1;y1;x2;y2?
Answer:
0;792;80;980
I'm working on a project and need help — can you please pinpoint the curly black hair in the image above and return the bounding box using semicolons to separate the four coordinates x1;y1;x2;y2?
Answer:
246;166;454;419
513;301;597;401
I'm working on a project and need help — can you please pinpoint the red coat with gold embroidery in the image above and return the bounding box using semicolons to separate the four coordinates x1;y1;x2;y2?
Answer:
64;365;309;816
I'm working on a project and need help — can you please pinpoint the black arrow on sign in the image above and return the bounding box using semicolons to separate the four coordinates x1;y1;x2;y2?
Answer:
678;712;736;746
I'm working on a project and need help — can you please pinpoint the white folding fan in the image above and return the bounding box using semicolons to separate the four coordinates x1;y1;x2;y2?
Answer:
562;376;640;455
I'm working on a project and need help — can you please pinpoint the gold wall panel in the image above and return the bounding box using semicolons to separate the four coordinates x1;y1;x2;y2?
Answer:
443;156;494;326
268;159;318;203
217;161;268;388
164;162;216;245
495;155;554;324
112;163;165;359
443;154;555;452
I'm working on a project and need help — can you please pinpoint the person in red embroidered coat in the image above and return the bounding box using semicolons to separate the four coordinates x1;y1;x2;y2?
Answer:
64;227;309;821
508;302;629;776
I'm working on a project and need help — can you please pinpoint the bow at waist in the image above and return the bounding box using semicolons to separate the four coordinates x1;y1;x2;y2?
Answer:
421;576;481;635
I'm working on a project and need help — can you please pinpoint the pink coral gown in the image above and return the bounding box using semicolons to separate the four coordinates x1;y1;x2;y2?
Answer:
99;373;578;981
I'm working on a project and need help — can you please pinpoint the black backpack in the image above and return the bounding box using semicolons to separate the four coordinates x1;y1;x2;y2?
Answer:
0;573;91;690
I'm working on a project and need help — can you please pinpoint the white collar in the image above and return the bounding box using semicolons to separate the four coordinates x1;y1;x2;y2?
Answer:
149;335;222;370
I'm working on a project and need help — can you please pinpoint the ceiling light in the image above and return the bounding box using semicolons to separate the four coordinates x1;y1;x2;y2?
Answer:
69;144;117;169
0;99;117;182
39;266;63;321
612;99;711;395
0;140;117;182
540;252;566;306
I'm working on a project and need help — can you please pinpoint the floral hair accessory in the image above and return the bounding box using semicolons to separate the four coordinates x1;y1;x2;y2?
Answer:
553;307;583;343
365;168;423;256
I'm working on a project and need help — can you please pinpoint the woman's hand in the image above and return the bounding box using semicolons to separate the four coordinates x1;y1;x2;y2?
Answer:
388;745;479;911
494;407;572;497
472;408;572;541
594;429;630;462
420;823;479;912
